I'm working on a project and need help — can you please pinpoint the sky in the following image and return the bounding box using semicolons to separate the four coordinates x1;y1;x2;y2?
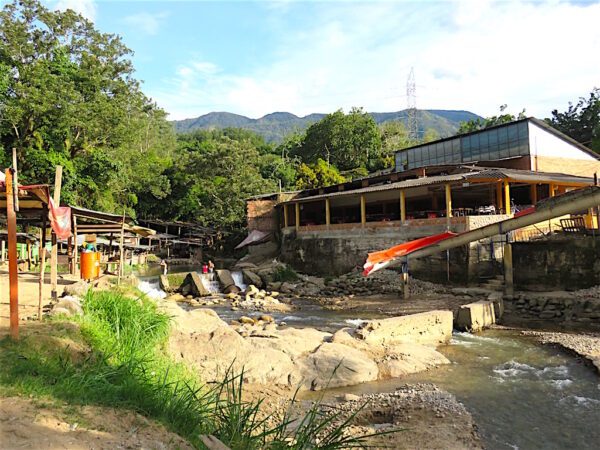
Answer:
41;0;600;121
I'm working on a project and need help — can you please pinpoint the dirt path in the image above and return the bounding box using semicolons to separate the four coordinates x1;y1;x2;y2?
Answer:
0;396;193;450
0;270;73;335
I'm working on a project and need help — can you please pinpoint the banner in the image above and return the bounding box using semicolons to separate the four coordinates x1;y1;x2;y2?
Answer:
48;197;72;239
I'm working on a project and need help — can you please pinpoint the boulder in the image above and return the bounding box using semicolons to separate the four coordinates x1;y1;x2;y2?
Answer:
245;284;259;296
488;292;504;320
257;327;331;359
63;280;90;297
242;270;263;288
377;343;450;378
181;272;210;297
123;274;139;287
455;301;496;332
49;298;83;317
356;311;453;346
216;269;240;294
292;343;379;390
165;293;186;302
159;275;170;292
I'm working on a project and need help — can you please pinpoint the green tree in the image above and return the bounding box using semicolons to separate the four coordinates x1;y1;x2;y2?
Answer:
457;105;526;135
296;158;346;189
292;107;382;173
546;88;600;153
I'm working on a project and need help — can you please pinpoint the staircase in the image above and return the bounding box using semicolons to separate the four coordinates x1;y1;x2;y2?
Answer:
480;274;504;292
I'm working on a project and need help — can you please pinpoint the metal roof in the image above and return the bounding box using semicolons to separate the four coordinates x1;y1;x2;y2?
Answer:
465;168;594;185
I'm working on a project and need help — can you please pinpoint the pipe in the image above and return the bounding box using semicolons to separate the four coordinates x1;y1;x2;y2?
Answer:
393;186;600;264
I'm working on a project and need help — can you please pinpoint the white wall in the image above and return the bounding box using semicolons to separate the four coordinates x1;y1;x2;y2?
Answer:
528;121;596;168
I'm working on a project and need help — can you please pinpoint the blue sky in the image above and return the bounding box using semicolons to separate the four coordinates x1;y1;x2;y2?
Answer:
43;1;600;120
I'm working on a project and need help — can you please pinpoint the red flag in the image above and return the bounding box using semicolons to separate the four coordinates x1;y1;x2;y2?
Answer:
48;197;71;239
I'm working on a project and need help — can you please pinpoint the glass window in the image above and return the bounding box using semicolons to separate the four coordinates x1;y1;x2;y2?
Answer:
444;141;452;155
498;127;508;144
436;143;444;158
498;140;509;158
488;129;498;146
508;124;518;142
479;131;489;149
518;121;528;140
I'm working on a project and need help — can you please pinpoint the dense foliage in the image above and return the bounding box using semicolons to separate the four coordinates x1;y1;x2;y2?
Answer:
456;105;527;134
546;88;600;154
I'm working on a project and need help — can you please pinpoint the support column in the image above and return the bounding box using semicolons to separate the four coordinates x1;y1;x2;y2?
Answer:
38;227;46;321
503;243;514;298
6;169;19;340
325;198;330;230
549;183;556;197
400;189;406;222
504;180;511;215
283;204;289;228
496;182;503;213
295;203;300;231
50;165;62;299
530;184;537;204
118;211;125;284
445;183;452;220
360;195;366;227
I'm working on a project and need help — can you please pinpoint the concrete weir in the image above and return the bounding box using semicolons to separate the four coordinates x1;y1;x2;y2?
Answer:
455;300;496;332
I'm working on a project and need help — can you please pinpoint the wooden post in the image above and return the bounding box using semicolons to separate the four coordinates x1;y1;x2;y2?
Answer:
26;239;32;271
496;182;503;213
6;169;19;340
118;211;125;284
295;203;300;231
283;204;289;228
530;184;537;204
38;227;46;321
50;165;62;299
72;215;78;277
504;180;511;215
325;198;330;230
400;189;406;222
503;243;514;298
549;183;555;198
360;195;366;227
1;240;5;263
445;183;452;220
67;235;72;273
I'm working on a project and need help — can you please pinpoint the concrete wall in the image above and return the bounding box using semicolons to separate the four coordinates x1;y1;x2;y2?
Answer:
247;200;278;232
512;236;600;290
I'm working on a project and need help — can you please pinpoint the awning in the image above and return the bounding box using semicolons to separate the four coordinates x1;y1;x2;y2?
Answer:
235;230;272;249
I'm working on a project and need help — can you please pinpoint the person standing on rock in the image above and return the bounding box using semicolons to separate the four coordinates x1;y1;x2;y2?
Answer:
208;260;214;273
160;259;168;275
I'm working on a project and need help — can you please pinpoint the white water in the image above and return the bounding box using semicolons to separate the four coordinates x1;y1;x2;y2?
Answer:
231;270;246;291
138;280;167;299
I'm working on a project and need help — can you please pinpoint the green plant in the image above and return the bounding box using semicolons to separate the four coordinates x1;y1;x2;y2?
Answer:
272;266;299;283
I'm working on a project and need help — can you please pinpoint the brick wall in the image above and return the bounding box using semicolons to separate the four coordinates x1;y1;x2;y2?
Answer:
533;156;600;177
247;200;278;232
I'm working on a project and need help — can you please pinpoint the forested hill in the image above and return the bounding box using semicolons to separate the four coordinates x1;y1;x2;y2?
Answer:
171;109;481;143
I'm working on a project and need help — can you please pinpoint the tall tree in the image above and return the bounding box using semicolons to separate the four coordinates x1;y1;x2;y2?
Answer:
546;88;600;153
457;105;526;135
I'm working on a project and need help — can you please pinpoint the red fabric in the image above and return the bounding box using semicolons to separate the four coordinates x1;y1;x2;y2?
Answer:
363;231;457;276
514;206;535;218
48;197;71;239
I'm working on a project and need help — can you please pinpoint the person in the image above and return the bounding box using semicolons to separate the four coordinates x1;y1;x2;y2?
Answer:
208;260;215;273
202;264;208;274
159;259;168;275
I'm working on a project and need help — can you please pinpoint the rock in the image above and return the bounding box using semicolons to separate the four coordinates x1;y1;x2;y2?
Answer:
63;280;90;297
123;274;138;287
292;343;379;390
49;307;72;317
165;293;186;302
270;291;280;298
181;272;210;297
239;316;255;325
242;270;263;288
51;298;84;317
488;292;504;320
159;275;170;292
267;282;282;291
226;292;237;300
260;314;274;323
377;343;450;378
356;311;453;346
342;393;361;402
455;301;496;332
245;284;259;296
259;327;331;359
263;296;279;303
279;282;296;294
216;269;240;294
264;323;277;333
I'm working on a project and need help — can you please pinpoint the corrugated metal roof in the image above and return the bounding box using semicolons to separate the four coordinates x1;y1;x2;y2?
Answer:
466;168;594;184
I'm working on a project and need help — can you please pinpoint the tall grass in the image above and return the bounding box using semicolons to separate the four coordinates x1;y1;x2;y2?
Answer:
0;290;389;448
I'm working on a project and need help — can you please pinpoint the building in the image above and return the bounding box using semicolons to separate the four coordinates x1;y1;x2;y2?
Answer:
246;118;600;281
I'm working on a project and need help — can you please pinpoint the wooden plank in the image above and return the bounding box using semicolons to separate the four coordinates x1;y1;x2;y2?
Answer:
73;215;78;277
400;189;406;222
6;169;19;340
50;165;62;299
325;198;330;229
38;227;46;321
360;195;366;227
118;211;125;284
283;204;288;228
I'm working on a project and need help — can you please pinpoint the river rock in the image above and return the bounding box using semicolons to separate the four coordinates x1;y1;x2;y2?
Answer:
245;284;259;296
50;298;83;317
181;272;210;297
356;311;453;346
239;316;254;325
377;343;450;378
165;293;186;302
159;274;170;292
63;280;90;297
260;314;274;323
242;270;263;288
292;343;379;390
216;269;240;294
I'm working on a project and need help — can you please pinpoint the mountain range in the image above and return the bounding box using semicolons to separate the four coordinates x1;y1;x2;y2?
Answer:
171;109;481;143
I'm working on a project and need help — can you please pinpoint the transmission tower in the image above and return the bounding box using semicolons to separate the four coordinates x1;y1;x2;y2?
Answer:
406;68;418;142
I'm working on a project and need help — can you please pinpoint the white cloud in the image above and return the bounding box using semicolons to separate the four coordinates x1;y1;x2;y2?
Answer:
150;1;600;121
54;0;97;21
122;11;169;36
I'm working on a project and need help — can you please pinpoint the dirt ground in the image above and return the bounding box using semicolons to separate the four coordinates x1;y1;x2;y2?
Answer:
0;270;71;335
0;396;194;450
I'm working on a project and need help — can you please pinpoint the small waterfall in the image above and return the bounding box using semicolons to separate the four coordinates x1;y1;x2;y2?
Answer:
199;272;221;294
231;271;247;291
138;279;167;299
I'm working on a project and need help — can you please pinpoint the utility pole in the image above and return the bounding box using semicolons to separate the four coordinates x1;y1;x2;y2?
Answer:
50;165;62;299
406;68;418;142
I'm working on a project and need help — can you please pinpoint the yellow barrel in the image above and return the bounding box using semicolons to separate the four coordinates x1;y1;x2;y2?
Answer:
80;251;100;280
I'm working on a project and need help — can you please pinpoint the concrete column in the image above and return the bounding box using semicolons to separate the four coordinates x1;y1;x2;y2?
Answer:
503;243;514;298
360;195;366;227
496;182;503;213
325;198;330;230
549;183;555;197
283;204;288;228
1;240;5;263
445;183;452;219
530;184;537;204
504;180;511;215
400;189;406;222
295;203;300;231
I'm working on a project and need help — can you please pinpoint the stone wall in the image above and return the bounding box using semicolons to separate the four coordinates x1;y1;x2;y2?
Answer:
247;200;278;232
512;236;600;290
505;292;600;331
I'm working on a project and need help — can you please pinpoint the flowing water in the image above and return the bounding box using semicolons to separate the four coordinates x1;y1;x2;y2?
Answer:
310;329;600;450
